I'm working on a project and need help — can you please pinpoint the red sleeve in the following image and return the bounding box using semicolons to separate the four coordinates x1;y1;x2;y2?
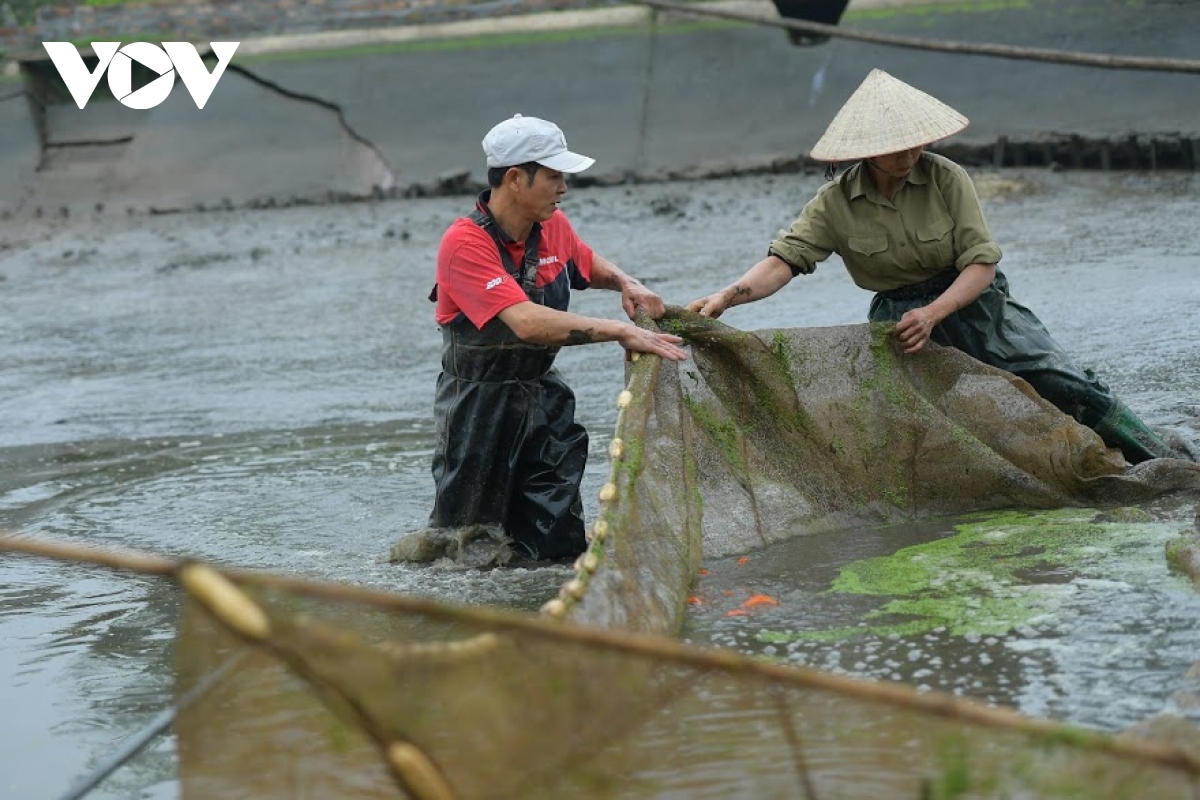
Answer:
435;222;529;328
554;210;594;284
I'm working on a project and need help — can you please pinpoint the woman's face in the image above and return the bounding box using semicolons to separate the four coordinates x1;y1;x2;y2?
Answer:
872;146;924;177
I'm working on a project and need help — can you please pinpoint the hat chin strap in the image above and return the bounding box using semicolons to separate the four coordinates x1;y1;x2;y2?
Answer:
865;158;909;179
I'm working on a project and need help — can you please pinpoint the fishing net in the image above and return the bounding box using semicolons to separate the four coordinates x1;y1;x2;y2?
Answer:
170;312;1200;798
547;310;1200;634
644;310;1200;557
174;563;1200;800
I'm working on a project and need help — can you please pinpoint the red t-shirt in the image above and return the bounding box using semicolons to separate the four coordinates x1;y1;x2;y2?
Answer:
435;199;594;328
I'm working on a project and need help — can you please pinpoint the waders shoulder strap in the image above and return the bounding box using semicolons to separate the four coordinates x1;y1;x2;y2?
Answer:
468;210;544;302
428;211;543;304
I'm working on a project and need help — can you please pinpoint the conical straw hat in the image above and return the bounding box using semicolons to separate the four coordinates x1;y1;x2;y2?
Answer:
809;69;968;161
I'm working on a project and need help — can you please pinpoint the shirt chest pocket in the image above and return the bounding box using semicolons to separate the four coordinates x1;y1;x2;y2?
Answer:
916;214;956;267
847;233;889;258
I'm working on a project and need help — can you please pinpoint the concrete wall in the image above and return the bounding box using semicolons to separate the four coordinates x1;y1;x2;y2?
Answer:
2;0;1198;221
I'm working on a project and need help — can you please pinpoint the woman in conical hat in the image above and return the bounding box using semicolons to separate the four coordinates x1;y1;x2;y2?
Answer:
688;69;1174;463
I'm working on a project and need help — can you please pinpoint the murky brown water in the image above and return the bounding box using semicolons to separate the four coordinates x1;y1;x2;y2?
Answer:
1;169;1198;798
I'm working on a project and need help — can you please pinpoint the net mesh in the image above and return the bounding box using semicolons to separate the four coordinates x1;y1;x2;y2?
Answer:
175;568;1200;799
175;312;1200;798
650;311;1200;561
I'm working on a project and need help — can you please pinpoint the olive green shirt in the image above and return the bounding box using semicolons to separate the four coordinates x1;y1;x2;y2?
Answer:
768;152;1003;292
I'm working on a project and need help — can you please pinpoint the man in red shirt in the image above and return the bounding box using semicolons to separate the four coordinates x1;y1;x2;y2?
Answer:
410;114;686;564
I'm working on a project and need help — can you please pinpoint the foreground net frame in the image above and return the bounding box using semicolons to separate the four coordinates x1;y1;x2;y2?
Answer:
3;537;1199;799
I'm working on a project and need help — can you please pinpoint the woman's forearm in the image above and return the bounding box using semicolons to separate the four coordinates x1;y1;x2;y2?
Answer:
722;256;795;308
926;263;996;323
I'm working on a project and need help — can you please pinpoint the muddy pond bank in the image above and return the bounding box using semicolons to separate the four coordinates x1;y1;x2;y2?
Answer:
1;168;1199;798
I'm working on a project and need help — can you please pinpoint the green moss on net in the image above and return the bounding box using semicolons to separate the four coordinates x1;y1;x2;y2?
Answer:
683;397;749;479
618;432;646;483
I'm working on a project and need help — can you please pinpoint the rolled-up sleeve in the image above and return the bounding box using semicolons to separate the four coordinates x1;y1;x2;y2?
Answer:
768;189;838;276
940;164;1003;269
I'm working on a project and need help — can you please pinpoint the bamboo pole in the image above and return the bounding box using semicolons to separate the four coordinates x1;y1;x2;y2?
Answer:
3;533;1199;778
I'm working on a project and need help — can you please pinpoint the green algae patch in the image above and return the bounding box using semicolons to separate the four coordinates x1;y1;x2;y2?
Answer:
1164;533;1200;586
762;509;1175;644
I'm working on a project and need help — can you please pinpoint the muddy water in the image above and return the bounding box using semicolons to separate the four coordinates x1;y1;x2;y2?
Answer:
1;169;1198;798
684;504;1200;734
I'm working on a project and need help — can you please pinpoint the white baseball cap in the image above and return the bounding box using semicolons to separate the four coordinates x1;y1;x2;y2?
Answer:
482;114;595;173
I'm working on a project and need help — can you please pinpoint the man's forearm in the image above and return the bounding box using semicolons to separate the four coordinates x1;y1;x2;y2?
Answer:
589;255;639;292
495;301;687;363
497;302;624;346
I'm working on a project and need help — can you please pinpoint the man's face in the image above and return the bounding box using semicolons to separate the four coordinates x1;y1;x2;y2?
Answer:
514;166;568;222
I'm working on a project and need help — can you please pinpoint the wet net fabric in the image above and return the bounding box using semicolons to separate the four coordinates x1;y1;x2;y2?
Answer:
646;311;1200;558
561;311;1200;637
175;571;1200;800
